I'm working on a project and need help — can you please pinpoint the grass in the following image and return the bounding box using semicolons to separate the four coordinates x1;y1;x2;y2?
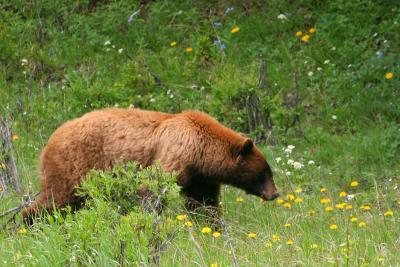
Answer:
1;0;399;266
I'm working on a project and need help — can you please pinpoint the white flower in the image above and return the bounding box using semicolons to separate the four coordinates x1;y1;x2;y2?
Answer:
324;60;330;64
331;47;336;51
104;40;111;46
275;157;282;163
347;64;352;68
317;67;322;71
150;98;156;103
293;162;303;170
332;115;337;120
373;32;378;37
112;45;116;49
106;48;110;52
308;71;314;77
285;171;292;176
284;148;292;154
118;48;124;53
308;160;315;165
169;94;174;98
277;14;287;20
287;159;294;165
21;59;28;66
346;194;355;201
287;145;295;150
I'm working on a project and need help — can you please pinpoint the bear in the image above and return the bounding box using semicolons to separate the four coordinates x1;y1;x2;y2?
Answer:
23;108;278;223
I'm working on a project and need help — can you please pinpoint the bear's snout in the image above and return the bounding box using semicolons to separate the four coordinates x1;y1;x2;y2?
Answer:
261;179;279;201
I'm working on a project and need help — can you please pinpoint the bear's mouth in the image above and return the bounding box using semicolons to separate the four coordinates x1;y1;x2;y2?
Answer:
260;191;279;201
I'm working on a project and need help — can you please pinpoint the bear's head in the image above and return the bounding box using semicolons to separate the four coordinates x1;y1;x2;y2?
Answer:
229;139;279;201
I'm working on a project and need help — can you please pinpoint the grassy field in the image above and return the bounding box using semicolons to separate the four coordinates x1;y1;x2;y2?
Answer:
1;1;399;266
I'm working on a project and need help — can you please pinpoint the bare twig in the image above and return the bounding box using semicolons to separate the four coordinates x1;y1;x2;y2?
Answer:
220;218;239;267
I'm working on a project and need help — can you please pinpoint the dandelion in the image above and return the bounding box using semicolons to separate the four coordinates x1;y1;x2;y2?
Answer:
283;202;292;209
18;228;27;234
286;194;295;201
185;47;193;53
350;216;358;222
0;163;6;170
287;240;294;245
294;197;303;203
176;214;187;221
358;222;366;228
210;262;218;267
325;206;334;212
201;227;212;234
350;181;359;187
308;160;315;165
295;31;302;37
308;210;316;216
384;211;393;217
339;191;347;197
248;232;257;238
236;196;244;202
295;188;302;193
212;232;221;238
276;198;284;204
361;205;371;211
285;223;291;228
309;28;316;33
170;41;177;47
12;134;18;141
329;224;338;230
185;221;193;227
385;72;394;79
345;204;353;210
335;203;347;209
231;26;240;33
320;197;331;204
277;14;288;20
272;234;280;242
311;243;318;249
320;188;327;193
301;34;310;42
265;242;273;248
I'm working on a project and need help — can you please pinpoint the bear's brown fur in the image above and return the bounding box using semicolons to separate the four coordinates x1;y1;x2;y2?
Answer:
23;108;278;223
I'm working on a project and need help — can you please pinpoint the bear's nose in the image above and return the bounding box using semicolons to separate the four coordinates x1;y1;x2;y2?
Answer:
269;192;279;200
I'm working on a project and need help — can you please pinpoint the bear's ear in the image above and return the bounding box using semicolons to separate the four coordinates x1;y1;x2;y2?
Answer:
239;138;253;156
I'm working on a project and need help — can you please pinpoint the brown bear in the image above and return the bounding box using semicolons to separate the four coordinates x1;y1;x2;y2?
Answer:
23;108;278;223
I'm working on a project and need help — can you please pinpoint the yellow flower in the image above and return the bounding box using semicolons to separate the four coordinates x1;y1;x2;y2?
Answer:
325;206;334;212
350;181;359;187
294;197;303;203
0;163;6;170
185;47;193;53
320;188;327;193
308;210;316;216
358;222;366;228
295;188;303;193
345;204;353;210
265;242;273;248
283;202;291;209
276;198;284;204
248;232;256;238
384;210;393;217
320;197;331;204
350;216;358;222
309;28;316;33
210;262;218;267
287;240;294;245
295;31;302;37
236;196;244;202
201;227;212;234
311;243;318;249
335;203;347;209
170;41;177;47
259;197;265;203
231;26;240;33
18;228;27;234
176;214;187;221
185;221;193;227
339;191;347;197
361;205;371;211
212;231;221;238
329;224;338;230
272;234;280;242
12;134;18;141
301;34;310;42
385;72;394;79
284;223;291;228
330;216;336;221
286;194;295;200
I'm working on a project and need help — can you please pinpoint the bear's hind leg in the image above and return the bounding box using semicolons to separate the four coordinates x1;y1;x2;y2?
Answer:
22;193;51;225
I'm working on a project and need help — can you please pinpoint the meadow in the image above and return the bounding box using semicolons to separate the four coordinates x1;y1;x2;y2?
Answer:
0;1;399;266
